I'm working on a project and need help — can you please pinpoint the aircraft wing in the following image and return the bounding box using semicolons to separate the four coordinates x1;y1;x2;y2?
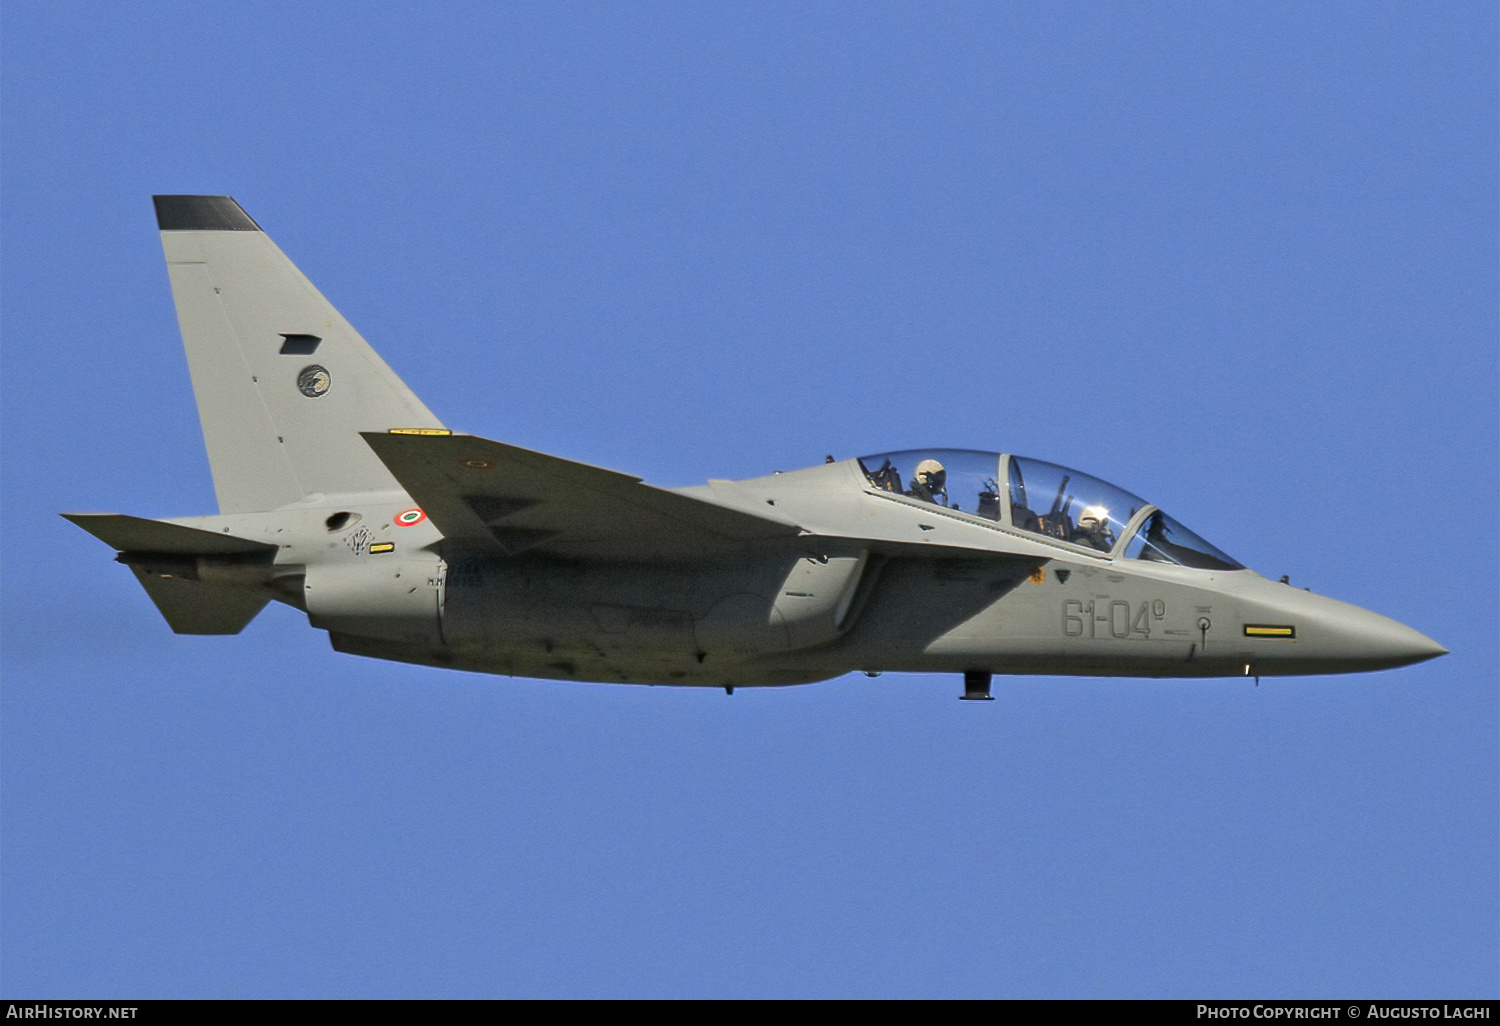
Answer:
362;432;802;559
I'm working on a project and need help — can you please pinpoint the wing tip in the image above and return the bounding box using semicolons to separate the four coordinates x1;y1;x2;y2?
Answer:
153;195;262;232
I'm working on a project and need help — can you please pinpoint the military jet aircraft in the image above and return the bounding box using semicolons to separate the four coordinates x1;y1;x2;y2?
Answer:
64;196;1446;698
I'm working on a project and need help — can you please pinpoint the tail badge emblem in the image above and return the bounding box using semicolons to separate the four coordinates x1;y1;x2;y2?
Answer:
297;365;332;398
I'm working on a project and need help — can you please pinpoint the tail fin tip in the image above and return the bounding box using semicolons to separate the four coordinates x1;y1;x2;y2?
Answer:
153;195;261;232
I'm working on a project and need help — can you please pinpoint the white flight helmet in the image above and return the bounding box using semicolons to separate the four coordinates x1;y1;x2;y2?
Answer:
1078;505;1109;530
914;459;947;489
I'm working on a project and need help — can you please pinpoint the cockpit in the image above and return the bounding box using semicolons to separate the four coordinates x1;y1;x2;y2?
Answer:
857;449;1243;571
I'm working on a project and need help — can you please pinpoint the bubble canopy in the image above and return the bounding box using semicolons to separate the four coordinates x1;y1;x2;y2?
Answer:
856;449;1243;571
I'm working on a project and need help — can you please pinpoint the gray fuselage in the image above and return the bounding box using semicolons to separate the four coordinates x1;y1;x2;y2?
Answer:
161;457;1444;688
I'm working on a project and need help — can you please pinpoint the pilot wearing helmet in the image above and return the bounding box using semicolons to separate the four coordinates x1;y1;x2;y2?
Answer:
1072;505;1115;552
909;459;948;505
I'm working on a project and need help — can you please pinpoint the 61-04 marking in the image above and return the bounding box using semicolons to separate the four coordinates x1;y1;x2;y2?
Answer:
1063;598;1167;639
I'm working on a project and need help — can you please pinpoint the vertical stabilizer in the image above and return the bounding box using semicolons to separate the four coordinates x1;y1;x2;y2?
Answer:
155;195;446;513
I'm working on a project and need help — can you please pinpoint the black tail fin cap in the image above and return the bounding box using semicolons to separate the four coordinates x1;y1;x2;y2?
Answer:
153;195;261;232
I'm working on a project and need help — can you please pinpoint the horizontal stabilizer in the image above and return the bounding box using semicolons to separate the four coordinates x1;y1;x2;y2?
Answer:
62;513;276;555
361;432;801;559
131;571;271;635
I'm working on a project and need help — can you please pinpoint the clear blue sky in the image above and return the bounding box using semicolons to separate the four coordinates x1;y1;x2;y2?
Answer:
3;1;1495;998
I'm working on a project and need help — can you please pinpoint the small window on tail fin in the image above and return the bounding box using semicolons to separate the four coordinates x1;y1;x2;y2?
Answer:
279;334;322;355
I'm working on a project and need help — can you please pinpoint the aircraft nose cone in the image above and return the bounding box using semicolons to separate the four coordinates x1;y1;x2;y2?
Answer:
1330;609;1448;670
1255;587;1448;674
1232;579;1447;675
